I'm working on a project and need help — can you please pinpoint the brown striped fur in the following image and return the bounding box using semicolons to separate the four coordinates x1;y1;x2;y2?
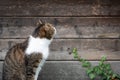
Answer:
32;22;55;39
3;42;27;80
2;21;55;80
25;53;42;80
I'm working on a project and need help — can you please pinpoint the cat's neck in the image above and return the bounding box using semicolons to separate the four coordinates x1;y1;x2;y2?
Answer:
25;35;52;59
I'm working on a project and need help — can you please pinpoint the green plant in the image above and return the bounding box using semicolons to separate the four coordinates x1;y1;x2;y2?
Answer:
72;48;120;80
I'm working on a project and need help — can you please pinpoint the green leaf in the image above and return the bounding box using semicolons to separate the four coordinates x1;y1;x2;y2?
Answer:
94;66;102;75
72;48;79;59
108;70;112;75
72;48;77;53
105;64;111;70
107;76;111;80
82;61;91;68
97;70;103;75
89;73;96;80
81;58;86;62
101;56;106;62
99;61;103;66
102;76;107;80
86;68;93;74
112;73;117;78
94;66;99;72
73;53;78;59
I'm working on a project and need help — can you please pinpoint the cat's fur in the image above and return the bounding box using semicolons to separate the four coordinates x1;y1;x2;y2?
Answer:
2;21;56;80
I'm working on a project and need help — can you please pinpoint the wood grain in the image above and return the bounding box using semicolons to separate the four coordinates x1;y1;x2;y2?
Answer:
39;61;120;80
0;62;2;80
0;39;120;60
0;61;120;80
1;50;120;61
49;50;120;61
0;0;120;17
51;39;120;51
0;17;120;38
0;39;120;51
0;0;119;79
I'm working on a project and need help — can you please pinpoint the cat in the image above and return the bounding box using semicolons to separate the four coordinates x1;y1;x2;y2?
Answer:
2;20;56;80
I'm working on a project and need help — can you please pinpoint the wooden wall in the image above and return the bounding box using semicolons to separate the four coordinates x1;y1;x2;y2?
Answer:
0;0;120;80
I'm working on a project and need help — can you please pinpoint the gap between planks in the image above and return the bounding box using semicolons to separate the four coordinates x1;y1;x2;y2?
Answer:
0;16;120;18
0;38;120;39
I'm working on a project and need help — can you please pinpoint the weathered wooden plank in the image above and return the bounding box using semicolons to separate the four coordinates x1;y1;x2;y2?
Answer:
0;39;120;52
0;17;120;38
0;62;2;80
0;39;120;60
0;0;120;16
51;39;120;51
0;61;120;80
39;61;120;80
1;50;120;61
49;50;120;61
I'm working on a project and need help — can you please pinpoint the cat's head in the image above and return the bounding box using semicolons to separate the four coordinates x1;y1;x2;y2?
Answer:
32;20;56;40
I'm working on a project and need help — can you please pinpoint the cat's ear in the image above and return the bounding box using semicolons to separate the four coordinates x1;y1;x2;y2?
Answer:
37;20;43;26
38;20;43;24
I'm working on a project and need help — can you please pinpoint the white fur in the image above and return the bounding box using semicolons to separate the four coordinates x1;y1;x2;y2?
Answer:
25;36;52;59
25;36;52;80
25;27;56;80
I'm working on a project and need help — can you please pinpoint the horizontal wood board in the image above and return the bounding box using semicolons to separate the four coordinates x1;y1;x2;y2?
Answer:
0;50;120;61
0;0;120;17
0;39;120;51
0;39;120;60
0;17;120;38
0;61;120;80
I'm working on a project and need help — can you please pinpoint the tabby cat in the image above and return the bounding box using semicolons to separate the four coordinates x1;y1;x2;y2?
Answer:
2;20;56;80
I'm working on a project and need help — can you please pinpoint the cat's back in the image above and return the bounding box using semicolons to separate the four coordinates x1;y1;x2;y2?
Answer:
3;43;26;80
